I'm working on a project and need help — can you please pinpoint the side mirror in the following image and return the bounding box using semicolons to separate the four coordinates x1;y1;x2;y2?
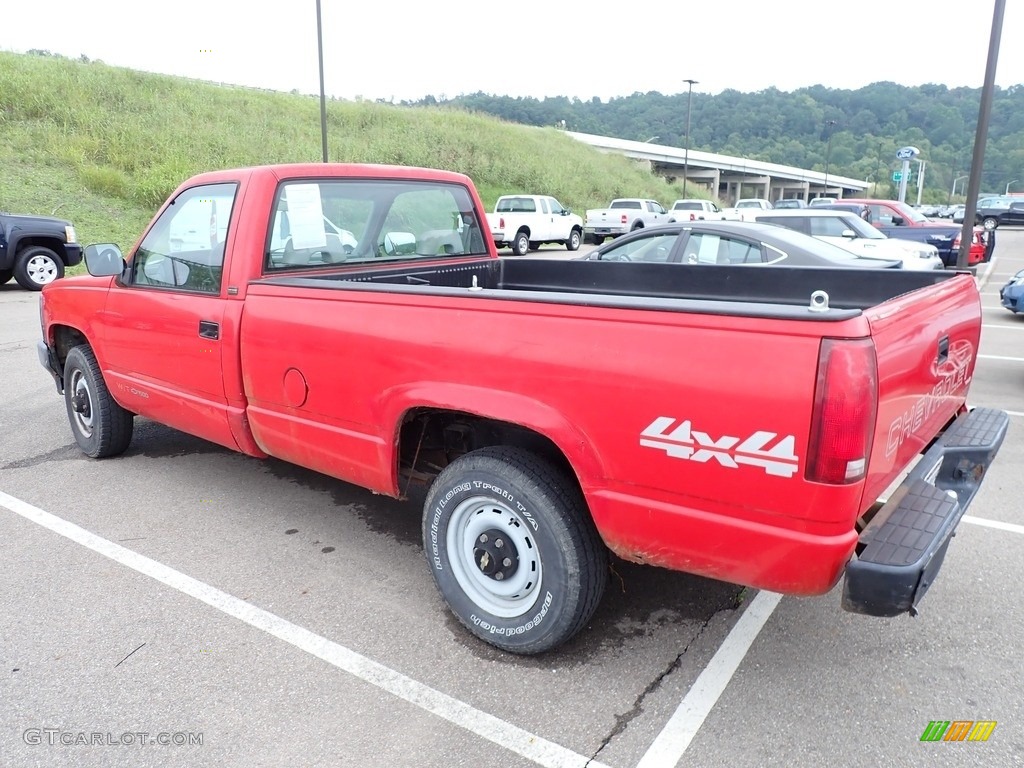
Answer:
560;209;571;216
841;229;857;239
381;231;417;256
891;216;905;226
83;243;125;277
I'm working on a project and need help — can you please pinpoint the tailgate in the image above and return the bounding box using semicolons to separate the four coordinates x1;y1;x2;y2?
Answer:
861;273;981;505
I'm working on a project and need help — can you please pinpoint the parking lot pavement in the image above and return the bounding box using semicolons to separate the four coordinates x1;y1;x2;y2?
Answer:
3;233;1023;767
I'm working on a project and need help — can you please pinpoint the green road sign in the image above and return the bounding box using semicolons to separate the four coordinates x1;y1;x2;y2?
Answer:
892;171;902;182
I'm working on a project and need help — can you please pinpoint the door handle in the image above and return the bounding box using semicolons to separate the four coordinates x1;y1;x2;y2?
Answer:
199;320;220;340
937;335;949;365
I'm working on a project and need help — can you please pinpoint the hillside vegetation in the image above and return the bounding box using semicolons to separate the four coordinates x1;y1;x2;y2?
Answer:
0;52;690;251
425;85;1024;202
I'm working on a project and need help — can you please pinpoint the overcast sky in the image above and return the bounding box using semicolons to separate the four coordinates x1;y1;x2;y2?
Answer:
5;1;1022;102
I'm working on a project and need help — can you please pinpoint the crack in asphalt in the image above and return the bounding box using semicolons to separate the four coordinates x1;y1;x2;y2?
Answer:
585;591;744;766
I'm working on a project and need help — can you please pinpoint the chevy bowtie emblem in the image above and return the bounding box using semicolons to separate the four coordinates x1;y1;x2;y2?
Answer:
640;417;799;477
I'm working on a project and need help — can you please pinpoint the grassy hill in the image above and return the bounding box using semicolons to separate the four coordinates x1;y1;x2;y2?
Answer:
0;51;690;256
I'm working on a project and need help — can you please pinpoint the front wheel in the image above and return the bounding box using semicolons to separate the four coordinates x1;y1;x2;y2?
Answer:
14;246;64;290
422;446;607;654
63;345;134;458
982;217;999;231
566;230;581;251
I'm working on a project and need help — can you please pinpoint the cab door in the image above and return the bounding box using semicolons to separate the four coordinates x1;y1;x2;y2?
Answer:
97;182;240;450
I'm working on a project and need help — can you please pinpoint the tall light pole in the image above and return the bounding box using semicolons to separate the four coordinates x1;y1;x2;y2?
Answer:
957;0;1004;269
316;0;328;163
822;119;837;199
949;175;969;204
682;79;698;195
1007;180;1019;194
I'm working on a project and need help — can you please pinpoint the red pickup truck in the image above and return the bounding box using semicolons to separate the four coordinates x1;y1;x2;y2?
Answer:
37;163;1008;654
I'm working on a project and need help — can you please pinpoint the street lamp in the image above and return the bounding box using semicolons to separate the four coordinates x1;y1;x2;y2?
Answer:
822;119;837;198
949;175;969;204
1007;180;1019;194
682;79;698;195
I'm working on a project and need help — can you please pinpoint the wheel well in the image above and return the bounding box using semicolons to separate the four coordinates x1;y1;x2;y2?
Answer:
16;237;68;263
398;408;575;489
51;326;90;367
516;227;531;238
631;221;644;230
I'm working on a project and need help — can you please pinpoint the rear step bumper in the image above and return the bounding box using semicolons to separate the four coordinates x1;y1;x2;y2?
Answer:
842;407;1010;617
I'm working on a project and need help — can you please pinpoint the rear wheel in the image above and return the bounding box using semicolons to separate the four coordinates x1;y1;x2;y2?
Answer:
14;246;64;290
511;231;530;256
422;446;607;654
566;230;581;251
63;345;134;458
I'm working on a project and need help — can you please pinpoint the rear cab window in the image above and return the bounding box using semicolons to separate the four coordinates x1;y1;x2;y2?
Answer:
264;179;488;271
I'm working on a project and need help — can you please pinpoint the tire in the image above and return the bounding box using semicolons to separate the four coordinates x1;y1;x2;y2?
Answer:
982;217;999;231
14;246;64;291
631;222;644;232
528;241;541;252
585;234;603;246
63;345;134;458
511;231;530;257
566;230;581;251
422;446;607;654
0;269;12;285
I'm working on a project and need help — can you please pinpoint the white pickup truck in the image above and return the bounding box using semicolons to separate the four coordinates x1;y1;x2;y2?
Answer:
487;195;584;256
722;198;774;222
584;198;669;244
667;199;726;222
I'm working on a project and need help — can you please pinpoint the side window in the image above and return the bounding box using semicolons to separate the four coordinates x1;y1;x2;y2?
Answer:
539;198;549;214
132;183;236;293
598;232;678;262
809;217;848;237
548;198;565;215
871;205;894;225
717;237;762;264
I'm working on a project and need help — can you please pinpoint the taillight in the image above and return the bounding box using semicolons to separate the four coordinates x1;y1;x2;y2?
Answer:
498;216;505;229
689;213;696;221
953;234;961;248
620;214;628;225
806;338;877;485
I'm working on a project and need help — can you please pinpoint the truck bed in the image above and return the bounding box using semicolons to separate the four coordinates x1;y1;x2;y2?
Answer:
257;257;960;319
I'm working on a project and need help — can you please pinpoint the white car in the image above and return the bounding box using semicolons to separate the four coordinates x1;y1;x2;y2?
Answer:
753;209;945;271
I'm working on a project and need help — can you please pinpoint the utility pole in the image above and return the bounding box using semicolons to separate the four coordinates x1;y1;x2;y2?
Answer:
823;119;837;198
682;79;698;195
316;0;329;163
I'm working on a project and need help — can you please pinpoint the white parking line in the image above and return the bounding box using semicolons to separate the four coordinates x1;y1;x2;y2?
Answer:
636;591;782;768
964;516;1024;536
0;490;608;768
977;354;1024;362
982;324;1024;330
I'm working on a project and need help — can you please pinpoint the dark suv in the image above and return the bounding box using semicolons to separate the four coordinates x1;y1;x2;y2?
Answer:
975;197;1024;230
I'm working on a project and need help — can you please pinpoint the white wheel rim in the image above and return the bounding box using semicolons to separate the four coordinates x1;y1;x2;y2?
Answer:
446;495;542;618
27;254;58;284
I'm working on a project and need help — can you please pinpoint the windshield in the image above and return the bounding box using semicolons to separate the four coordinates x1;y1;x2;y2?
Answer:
891;201;929;223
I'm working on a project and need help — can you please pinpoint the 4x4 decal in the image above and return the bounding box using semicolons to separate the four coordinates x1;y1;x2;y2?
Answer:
640;417;799;477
